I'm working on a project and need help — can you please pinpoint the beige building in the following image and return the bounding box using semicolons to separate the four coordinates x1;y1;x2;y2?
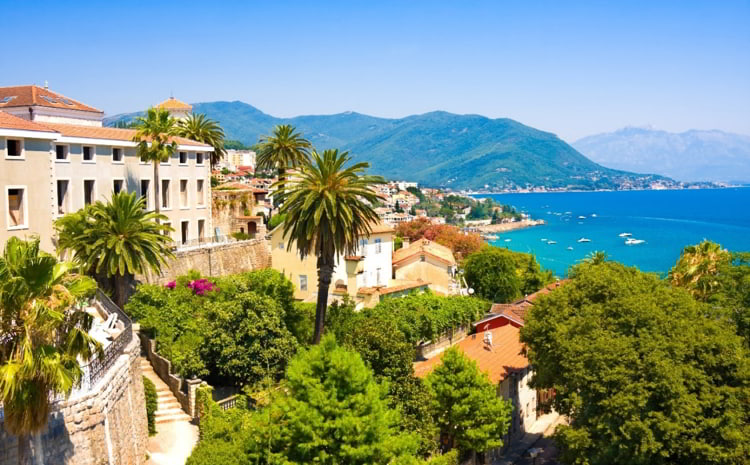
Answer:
0;85;213;253
269;222;427;309
392;238;458;295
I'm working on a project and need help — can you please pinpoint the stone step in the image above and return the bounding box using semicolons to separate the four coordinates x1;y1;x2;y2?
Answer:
155;406;186;417
155;412;192;424
158;399;181;410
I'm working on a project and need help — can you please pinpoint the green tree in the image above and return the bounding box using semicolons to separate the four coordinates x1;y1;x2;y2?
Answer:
426;347;512;456
133;107;179;215
276;149;384;344
521;261;750;465
0;237;100;464
177;113;226;169
669;240;731;300
463;246;521;302
55;191;173;309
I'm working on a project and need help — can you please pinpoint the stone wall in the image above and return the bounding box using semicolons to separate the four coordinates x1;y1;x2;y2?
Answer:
212;190;254;236
415;324;470;360
138;239;271;285
0;336;147;465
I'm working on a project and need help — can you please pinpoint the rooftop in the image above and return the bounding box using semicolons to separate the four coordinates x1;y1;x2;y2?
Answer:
357;279;428;296
393;238;456;266
0;111;57;133
155;96;192;111
0;85;103;114
413;324;529;384
41;123;210;147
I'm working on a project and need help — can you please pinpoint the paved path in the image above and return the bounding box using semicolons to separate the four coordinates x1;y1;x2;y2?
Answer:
140;357;199;465
493;413;565;465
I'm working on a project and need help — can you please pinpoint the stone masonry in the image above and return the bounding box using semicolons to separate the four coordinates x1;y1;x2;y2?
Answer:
0;337;147;465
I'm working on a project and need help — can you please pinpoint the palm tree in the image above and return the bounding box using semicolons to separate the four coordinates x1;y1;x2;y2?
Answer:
277;149;385;344
177;113;226;169
0;237;100;465
133;107;178;216
55;191;174;309
256;125;312;218
669;240;730;300
583;250;609;265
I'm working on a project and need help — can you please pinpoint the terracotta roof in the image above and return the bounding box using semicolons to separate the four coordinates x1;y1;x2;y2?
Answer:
477;280;569;328
414;325;529;384
0;111;57;132
0;85;102;113
393;238;456;266
235;215;263;220
155;97;192;111
41;123;210;147
344;255;364;261
368;222;394;234
357;279;428;296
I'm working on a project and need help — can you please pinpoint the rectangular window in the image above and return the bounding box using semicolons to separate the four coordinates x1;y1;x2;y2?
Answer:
6;139;22;158
82;146;94;162
163;222;171;238
278;242;284;250
55;144;69;161
181;221;189;245
56;180;69;215
112;147;123;162
84;180;95;205
161;180;170;209
198;219;205;241
360;239;368;257
299;275;308;291
140;153;148;163
196;152;204;165
140;180;150;209
7;188;26;228
376;268;382;285
196;180;205;206
113;179;124;195
375;238;382;253
420;255;426;262
179;151;187;164
180;180;188;208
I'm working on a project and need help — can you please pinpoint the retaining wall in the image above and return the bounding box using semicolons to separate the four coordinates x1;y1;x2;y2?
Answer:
415;325;470;360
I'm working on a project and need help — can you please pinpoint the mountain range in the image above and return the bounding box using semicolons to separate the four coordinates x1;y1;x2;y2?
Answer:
105;102;670;191
573;127;750;183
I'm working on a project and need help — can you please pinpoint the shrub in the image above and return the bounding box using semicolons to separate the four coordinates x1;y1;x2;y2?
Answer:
231;231;250;241
143;376;158;435
425;450;459;465
267;213;286;230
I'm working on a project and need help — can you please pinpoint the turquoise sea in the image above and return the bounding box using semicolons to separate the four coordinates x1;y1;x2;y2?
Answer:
474;188;750;277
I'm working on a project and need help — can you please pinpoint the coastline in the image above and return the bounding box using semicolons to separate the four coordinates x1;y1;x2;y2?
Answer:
475;219;546;233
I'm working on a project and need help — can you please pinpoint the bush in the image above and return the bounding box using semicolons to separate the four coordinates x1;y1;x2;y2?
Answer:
425;450;458;465
143;376;158;435
267;213;286;230
231;231;250;241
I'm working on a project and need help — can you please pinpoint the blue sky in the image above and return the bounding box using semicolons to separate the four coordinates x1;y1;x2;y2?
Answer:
1;0;748;141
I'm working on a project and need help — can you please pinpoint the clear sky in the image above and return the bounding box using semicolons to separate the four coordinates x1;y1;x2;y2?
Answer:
1;0;748;141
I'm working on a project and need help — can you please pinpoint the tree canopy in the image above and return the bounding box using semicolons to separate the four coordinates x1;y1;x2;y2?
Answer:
521;261;750;465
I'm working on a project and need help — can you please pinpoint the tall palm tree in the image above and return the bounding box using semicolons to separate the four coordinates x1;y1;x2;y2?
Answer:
177;113;226;169
256;125;312;218
583;250;609;265
277;149;384;344
132;107;178;216
55;192;174;309
669;240;730;300
0;237;100;465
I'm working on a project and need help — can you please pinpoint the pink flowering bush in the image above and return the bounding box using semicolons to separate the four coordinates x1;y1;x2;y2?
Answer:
165;281;176;290
188;278;218;296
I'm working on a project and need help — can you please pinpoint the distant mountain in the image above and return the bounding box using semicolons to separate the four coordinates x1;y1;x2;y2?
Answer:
573;127;750;183
105;102;670;191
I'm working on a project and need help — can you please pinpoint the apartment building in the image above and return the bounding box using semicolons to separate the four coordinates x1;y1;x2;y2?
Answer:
0;85;213;252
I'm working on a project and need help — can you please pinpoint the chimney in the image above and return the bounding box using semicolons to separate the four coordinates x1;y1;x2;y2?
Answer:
402;237;410;248
44;80;48;90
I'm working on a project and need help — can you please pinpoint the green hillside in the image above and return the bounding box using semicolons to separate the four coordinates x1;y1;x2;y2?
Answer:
105;101;668;190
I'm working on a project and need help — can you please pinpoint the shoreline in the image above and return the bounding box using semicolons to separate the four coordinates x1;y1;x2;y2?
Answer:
466;186;746;196
475;219;546;233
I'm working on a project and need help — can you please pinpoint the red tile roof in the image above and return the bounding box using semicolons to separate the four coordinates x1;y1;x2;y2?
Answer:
414;325;529;384
154;97;192;111
41;123;210;147
357;280;428;296
0;85;102;113
0;111;57;132
477;280;569;328
393;238;456;266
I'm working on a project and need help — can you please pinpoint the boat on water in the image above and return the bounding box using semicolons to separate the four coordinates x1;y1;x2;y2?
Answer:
625;238;646;245
619;232;632;237
504;239;512;242
578;215;586;219
483;234;499;240
578;238;591;243
567;246;574;250
591;213;597;217
547;241;557;245
541;238;548;242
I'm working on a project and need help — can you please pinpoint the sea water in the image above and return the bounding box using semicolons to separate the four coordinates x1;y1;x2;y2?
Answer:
475;188;750;277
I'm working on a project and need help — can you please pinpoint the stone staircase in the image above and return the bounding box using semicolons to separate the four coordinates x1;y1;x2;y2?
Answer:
139;357;192;424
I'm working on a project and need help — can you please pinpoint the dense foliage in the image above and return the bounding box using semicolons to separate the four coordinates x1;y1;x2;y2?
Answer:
521;261;750;465
464;246;554;302
143;376;158;435
126;269;298;386
426;348;512;454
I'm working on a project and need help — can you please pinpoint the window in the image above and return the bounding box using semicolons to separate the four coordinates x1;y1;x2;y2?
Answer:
278;242;284;250
161;180;170;209
375;238;382;253
376;268;382;285
5;139;22;158
140;180;150;209
299;275;308;291
360;239;368;256
82;146;94;162
196;180;205;206
198;219;205;241
56;180;70;215
420;255;426;262
113;179;124;195
84;180;96;205
180;180;188;208
181;221;189;245
179;151;187;164
196;152;204;165
163;222;171;238
55;144;69;161
112;147;123;162
6;187;26;228
140;153;148;164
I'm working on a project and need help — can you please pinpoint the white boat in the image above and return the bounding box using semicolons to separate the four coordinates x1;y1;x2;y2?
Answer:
625;238;646;245
591;213;597;217
541;238;548;242
504;239;512;242
619;232;632;237
567;246;574;250
547;240;557;245
483;234;499;240
578;215;586;219
578;238;591;243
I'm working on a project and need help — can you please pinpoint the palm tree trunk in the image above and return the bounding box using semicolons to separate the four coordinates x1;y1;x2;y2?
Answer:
313;254;334;345
153;161;160;216
17;433;27;465
115;273;128;310
32;433;43;465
